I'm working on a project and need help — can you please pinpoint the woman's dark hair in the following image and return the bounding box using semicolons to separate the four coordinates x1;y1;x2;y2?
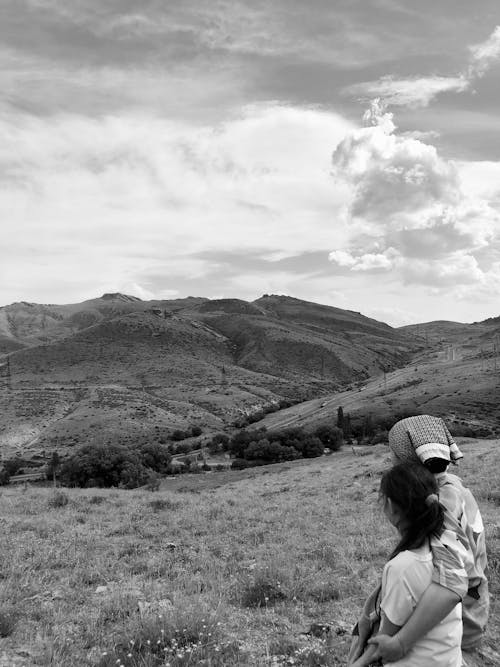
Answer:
380;462;445;560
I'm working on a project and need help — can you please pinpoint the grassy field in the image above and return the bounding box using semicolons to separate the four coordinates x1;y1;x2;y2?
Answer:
0;440;498;666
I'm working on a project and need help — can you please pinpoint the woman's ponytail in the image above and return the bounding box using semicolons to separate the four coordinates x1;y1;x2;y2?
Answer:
380;462;444;560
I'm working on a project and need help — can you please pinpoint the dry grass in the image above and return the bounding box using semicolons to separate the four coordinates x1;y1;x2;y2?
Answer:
0;440;497;666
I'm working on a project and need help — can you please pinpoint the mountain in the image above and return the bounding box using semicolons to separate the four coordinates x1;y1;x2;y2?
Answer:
253;315;500;436
0;294;422;460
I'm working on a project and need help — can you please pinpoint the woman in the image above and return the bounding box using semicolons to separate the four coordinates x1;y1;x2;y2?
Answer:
350;463;463;666
369;415;488;663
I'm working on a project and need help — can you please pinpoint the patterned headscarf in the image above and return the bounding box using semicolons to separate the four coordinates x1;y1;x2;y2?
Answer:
388;415;463;466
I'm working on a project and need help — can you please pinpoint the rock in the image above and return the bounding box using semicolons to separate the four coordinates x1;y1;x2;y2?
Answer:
302;622;332;637
94;585;108;594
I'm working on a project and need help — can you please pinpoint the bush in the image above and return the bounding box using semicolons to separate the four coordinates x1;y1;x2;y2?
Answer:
190;425;203;437
231;458;253;470
47;490;69;508
208;433;230;454
240;570;287;607
371;430;389;445
0;469;10;486
136;442;172;473
171;429;188;441
313;425;343;451
174;441;193;455
2;458;24;476
98;606;240;667
0;608;16;637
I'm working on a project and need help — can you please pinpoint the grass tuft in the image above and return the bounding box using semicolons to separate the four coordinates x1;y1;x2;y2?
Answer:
47;490;69;508
0;608;17;638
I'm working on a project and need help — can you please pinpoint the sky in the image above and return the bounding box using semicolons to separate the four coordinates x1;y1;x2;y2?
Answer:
1;0;500;326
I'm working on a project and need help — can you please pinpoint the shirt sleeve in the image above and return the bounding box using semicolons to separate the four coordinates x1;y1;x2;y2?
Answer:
430;530;469;599
381;557;416;626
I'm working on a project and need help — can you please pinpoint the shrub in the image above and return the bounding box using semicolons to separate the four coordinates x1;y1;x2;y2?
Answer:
240;570;287;608
0;608;16;637
190;425;202;437
231;458;253;470
371;430;389;445
47;490;69;508
174;441;193;455
0;469;10;486
98;607;240;667
145;471;161;491
2;458;24;476
171;429;188;442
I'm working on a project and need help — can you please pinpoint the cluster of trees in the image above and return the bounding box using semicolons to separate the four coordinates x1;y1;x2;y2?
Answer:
170;425;203;441
59;442;172;488
0;457;30;485
208;424;343;470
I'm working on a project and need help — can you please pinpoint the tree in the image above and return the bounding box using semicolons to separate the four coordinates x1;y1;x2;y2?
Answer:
46;451;61;485
313;425;343;451
3;458;24;476
60;444;148;488
171;429;188;441
301;435;325;458
136;442;172;473
336;406;344;430
343;413;352;441
362;414;375;439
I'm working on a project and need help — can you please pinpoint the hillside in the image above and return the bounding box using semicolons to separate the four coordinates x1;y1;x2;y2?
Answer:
0;294;421;460
254;316;500;435
0;439;497;666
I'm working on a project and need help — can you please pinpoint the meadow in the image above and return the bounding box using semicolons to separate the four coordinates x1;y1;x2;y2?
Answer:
0;440;498;666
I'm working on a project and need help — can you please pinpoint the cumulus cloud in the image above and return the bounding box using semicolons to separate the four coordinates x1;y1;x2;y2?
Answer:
329;100;499;290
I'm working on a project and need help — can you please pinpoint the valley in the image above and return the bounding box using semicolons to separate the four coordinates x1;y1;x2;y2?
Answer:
1;294;499;466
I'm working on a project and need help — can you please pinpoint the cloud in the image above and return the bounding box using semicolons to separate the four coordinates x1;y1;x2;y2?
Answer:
0;104;353;304
329;100;499;291
342;25;500;108
343;75;468;108
468;25;500;77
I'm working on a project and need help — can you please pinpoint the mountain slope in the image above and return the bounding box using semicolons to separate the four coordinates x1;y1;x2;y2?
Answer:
0;294;423;459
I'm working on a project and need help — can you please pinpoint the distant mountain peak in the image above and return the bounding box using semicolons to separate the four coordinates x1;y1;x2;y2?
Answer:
100;293;142;303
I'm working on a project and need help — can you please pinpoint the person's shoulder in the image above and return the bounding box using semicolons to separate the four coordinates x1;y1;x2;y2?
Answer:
441;472;478;506
384;549;428;574
443;472;464;488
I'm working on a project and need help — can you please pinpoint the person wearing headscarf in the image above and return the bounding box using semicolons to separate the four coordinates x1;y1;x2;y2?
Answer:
368;415;489;662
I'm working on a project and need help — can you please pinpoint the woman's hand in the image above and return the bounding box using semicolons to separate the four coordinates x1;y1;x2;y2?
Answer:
367;634;405;662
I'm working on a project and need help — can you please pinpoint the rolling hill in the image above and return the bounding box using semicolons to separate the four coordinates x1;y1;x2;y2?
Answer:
0;293;421;460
